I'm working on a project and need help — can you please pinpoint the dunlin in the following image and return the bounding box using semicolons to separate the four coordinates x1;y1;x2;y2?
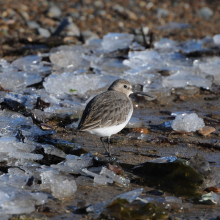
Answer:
77;79;152;156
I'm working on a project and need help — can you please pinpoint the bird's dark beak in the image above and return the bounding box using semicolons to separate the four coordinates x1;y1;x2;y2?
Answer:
133;90;154;98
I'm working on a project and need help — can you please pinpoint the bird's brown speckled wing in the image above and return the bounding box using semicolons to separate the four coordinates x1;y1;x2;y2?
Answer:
77;91;132;131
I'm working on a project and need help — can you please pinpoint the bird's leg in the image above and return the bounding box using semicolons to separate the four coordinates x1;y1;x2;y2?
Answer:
100;137;109;155
107;137;112;157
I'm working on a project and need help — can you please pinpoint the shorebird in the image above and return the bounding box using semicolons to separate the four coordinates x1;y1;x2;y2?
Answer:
76;79;152;156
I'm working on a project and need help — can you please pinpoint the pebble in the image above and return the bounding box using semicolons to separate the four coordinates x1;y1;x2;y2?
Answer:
197;7;213;20
81;30;99;42
113;5;138;21
38;27;51;38
213;34;220;45
157;8;169;18
134;26;149;35
27;21;40;29
198;126;216;136
133;127;149;135
47;5;62;18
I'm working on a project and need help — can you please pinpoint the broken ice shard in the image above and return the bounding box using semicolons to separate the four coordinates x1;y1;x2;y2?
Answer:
40;168;77;200
101;33;134;52
171;113;205;132
100;167;130;187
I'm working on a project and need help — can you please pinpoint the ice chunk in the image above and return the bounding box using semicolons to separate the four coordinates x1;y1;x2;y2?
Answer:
154;38;177;50
101;33;134;52
4;92;38;111
171;113;205;132
213;34;220;45
51;154;93;174
193;57;220;84
100;167;130;187
0;109;52;138
199;192;220;205
43;73;115;97
42;144;66;158
150;156;177;163
123;50;161;70
82;168;113;185
50;45;89;72
12;55;41;71
90;57;129;76
40;168;77;199
162;70;212;89
30;192;48;205
0;184;47;215
0;70;42;91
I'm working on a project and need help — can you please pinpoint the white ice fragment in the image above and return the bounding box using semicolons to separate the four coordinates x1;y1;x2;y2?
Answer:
126;117;143;128
9;152;43;160
4;92;38;111
171;113;205;132
0;109;50;138
0;70;42;91
49;48;89;72
51;155;93;174
12;55;42;71
162;70;212;89
40;169;77;199
193;57;220;84
100;167;130;187
123;50;161;69
101;33;134;52
0;185;44;215
199;192;220;205
43;73;115;97
82;168;113;185
30;192;48;205
116;188;144;202
213;34;220;45
154;38;177;50
171;111;195;116
150;156;177;163
42;144;66;158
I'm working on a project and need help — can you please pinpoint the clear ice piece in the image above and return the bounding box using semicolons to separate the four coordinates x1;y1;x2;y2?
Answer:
100;167;130;187
101;33;134;52
171;113;205;132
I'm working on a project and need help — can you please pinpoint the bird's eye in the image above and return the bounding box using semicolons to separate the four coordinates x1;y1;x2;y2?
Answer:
124;85;127;88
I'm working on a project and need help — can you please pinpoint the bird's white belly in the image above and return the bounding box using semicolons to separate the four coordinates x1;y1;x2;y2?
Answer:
86;107;133;137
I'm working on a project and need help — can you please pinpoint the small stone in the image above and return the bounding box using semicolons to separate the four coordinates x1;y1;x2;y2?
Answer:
213;34;220;45
81;30;99;42
27;21;40;29
38;27;51;38
198;126;215;136
47;5;62;18
134;26;149;35
125;9;138;21
197;7;213;20
133;127;149;135
157;8;169;18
